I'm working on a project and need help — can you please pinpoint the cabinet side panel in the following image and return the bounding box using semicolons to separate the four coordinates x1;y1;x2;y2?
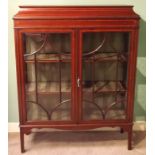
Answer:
127;29;139;122
14;30;26;124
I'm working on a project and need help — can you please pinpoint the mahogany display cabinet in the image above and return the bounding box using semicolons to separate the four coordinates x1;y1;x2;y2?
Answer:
13;6;140;152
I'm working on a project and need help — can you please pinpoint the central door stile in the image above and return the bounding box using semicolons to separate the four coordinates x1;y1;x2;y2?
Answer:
77;30;83;122
73;29;80;124
71;30;78;124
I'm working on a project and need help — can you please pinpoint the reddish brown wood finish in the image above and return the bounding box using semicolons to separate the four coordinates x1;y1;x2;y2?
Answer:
13;6;140;153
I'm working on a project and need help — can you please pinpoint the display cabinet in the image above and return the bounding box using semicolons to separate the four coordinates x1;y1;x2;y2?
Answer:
13;6;140;152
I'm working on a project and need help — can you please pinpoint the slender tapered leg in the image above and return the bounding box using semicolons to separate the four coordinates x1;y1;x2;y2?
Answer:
20;129;25;153
128;126;132;150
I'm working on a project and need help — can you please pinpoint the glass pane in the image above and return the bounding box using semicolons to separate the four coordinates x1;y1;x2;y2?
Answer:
23;33;72;121
82;32;129;120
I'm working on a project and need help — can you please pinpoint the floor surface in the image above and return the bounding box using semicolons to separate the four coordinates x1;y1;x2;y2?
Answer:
8;131;146;155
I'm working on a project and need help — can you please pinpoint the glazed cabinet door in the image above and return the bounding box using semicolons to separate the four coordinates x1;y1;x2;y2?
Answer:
79;30;130;122
21;30;76;123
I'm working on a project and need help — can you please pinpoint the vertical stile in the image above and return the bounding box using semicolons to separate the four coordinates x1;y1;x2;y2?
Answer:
34;53;39;118
92;55;95;107
23;33;28;122
114;52;119;110
59;47;62;107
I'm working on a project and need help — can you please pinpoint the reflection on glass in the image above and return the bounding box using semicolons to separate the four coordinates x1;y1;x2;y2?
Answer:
82;32;129;120
23;33;72;121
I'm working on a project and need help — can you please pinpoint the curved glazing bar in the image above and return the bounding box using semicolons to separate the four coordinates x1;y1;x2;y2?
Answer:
83;37;106;57
83;99;105;119
24;34;48;57
27;99;71;120
83;97;126;120
27;101;51;120
49;99;71;115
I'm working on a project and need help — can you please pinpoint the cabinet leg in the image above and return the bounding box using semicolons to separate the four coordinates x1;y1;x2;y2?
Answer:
20;129;25;153
128;127;132;150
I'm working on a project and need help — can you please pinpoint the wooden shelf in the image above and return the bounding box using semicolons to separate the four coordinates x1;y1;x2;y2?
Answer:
83;81;126;93
24;53;71;63
83;53;127;62
26;81;126;94
24;52;127;63
26;82;71;94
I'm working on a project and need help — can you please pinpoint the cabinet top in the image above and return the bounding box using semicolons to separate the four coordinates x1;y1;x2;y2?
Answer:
13;6;140;20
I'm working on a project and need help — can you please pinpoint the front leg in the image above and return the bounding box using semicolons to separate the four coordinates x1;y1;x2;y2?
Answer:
128;126;133;150
20;128;25;153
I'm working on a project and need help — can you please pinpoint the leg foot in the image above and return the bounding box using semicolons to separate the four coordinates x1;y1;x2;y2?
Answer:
20;129;25;153
128;126;133;150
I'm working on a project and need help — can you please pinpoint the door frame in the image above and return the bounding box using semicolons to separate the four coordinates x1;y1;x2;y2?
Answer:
78;28;135;124
16;28;77;125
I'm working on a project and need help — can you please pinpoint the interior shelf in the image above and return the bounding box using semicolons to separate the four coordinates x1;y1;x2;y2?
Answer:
83;52;127;62
24;52;127;63
83;81;126;93
26;82;71;94
24;53;71;63
26;81;126;94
